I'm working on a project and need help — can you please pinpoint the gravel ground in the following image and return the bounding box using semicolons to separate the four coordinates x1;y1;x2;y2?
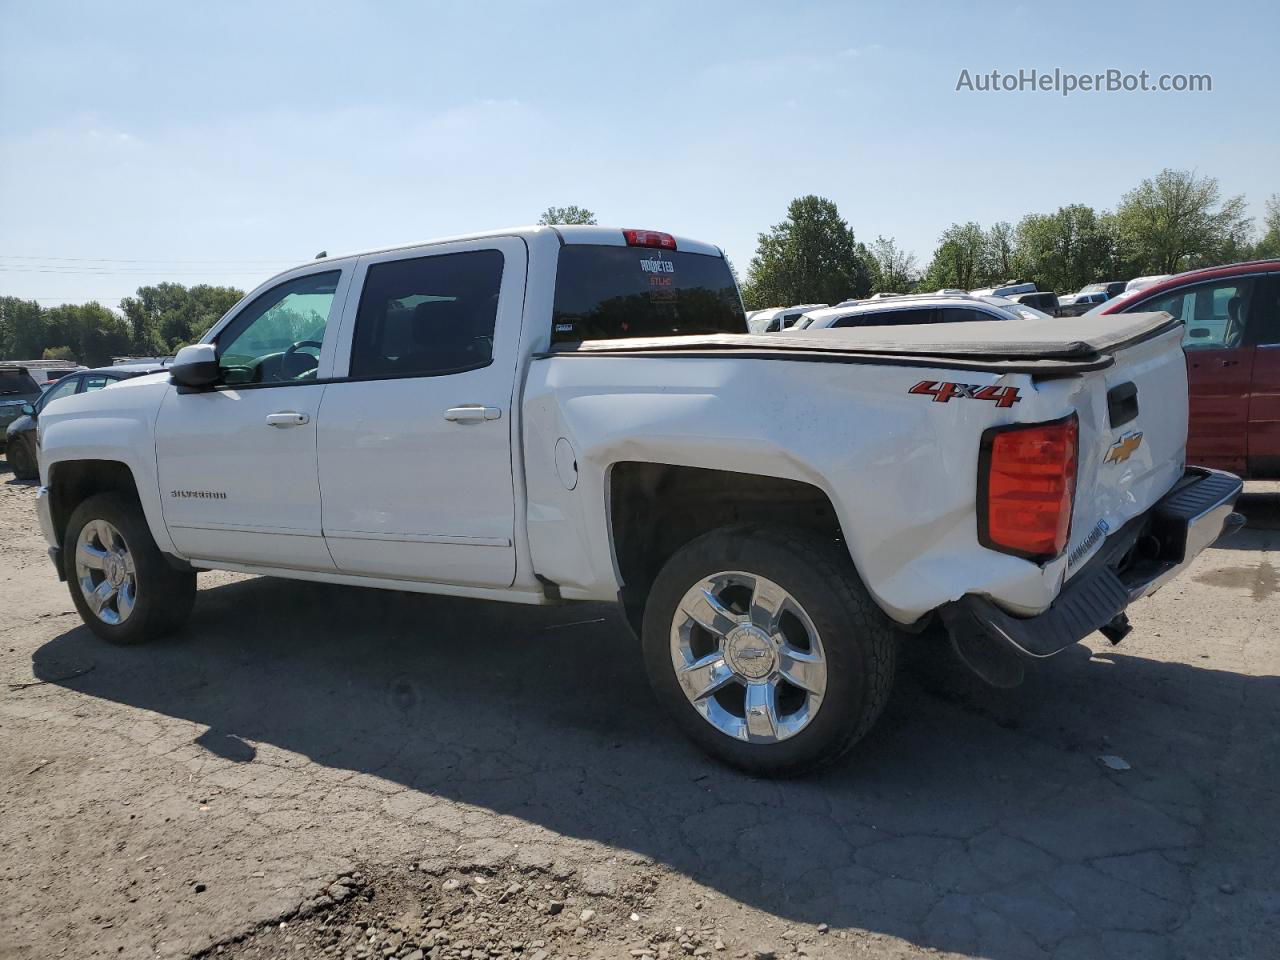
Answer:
1;465;1277;960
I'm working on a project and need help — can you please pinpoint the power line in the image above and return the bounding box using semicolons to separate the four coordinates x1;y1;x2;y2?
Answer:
0;254;299;264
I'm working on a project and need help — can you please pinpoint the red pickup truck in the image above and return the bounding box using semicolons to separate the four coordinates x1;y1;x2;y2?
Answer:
1096;259;1280;479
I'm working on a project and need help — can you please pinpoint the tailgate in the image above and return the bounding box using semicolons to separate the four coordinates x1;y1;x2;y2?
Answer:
1063;323;1188;574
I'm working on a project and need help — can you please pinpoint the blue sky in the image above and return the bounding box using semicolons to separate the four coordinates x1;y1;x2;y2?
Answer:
1;0;1276;305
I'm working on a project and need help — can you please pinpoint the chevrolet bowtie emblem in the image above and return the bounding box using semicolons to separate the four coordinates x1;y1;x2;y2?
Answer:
1105;431;1144;464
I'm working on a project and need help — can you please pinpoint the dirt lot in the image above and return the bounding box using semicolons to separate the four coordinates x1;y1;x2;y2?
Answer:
1;466;1277;960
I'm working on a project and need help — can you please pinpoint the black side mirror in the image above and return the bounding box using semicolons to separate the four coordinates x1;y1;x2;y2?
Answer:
170;344;221;390
20;402;35;416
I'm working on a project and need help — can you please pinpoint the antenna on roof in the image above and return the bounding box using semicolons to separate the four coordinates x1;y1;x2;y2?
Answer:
314;250;328;259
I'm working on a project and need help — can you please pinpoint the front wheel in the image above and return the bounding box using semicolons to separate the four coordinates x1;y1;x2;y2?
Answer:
63;493;196;644
641;525;898;777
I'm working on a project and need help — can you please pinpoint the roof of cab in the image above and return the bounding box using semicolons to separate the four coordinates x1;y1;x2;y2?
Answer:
305;226;724;272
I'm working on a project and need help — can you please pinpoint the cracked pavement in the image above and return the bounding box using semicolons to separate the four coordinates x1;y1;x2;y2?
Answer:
1;470;1277;959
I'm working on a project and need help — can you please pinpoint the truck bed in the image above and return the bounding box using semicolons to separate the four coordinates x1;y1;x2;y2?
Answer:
545;312;1177;376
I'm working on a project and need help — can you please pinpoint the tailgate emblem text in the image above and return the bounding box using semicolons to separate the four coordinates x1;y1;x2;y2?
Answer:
1105;431;1144;464
908;380;1021;408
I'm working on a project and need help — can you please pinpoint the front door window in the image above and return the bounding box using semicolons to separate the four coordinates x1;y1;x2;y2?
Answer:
216;272;341;384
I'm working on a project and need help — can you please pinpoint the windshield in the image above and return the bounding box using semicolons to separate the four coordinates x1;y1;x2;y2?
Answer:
0;370;41;396
551;245;745;343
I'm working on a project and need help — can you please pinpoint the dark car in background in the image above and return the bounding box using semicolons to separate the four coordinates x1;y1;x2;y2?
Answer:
0;366;45;454
1008;291;1060;315
1079;280;1128;300
3;362;168;481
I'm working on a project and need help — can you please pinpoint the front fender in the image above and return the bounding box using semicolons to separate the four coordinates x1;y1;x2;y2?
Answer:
39;380;175;556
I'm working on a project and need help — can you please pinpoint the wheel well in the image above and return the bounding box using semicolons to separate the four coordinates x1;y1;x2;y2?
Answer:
47;460;140;546
609;462;845;629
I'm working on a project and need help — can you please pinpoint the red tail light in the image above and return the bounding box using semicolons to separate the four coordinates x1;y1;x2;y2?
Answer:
978;416;1078;561
624;229;676;250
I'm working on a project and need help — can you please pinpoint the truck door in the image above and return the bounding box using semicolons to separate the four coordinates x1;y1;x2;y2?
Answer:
1246;274;1280;475
155;268;350;570
1140;277;1257;475
316;238;526;587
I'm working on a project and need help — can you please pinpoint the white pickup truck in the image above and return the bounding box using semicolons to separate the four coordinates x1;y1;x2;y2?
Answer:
34;226;1242;775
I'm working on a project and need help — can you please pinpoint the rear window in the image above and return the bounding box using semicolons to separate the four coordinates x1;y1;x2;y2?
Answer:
0;369;40;395
551;245;745;344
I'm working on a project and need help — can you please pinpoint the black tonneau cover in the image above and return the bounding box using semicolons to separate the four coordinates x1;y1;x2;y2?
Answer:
543;312;1178;376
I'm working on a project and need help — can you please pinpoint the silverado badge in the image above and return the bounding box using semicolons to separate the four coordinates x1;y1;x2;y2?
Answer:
1105;431;1143;464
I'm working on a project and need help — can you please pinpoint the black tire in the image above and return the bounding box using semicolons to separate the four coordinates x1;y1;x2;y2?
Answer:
63;492;196;645
641;524;898;777
7;435;38;482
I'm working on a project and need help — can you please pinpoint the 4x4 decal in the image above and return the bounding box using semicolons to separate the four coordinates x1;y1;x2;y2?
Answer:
909;380;1022;408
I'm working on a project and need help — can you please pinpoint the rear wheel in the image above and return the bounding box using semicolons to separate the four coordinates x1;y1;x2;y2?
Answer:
6;436;37;481
641;524;898;777
63;493;195;644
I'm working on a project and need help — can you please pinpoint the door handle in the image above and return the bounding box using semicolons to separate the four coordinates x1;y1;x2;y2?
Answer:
444;405;502;423
265;411;310;427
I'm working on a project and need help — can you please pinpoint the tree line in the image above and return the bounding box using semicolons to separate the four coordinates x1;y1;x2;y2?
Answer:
3;169;1276;367
742;169;1278;308
0;283;245;367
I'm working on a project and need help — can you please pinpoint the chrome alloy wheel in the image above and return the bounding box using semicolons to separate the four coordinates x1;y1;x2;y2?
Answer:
74;519;137;625
669;572;828;743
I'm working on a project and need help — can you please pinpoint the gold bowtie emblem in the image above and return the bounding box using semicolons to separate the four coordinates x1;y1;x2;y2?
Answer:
1105;431;1144;464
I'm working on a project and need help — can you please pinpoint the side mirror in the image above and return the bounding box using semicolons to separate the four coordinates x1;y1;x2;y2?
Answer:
170;344;221;389
21;402;35;416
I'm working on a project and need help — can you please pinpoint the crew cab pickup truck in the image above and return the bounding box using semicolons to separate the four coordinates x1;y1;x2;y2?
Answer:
34;226;1243;775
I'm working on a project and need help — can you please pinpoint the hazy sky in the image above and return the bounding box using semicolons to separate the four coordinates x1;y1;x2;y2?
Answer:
2;0;1276;306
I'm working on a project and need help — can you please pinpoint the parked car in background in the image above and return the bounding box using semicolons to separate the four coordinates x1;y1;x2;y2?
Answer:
1092;259;1280;478
1058;291;1110;316
1009;291;1060;315
1079;281;1128;300
4;362;169;481
0;366;46;454
969;282;1038;299
6;359;86;387
747;304;828;333
794;293;1049;330
1125;275;1171;293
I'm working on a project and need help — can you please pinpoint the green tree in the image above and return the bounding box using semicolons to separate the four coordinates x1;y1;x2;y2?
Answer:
866;236;919;293
0;297;46;358
42;345;77;361
1253;194;1280;259
985;221;1016;281
742;195;872;308
1114;169;1251;274
120;283;243;353
920;222;988;291
537;205;597;226
1013;205;1116;293
43;302;134;366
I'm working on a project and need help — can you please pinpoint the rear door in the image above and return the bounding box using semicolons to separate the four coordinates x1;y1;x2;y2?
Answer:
316;238;526;587
1134;276;1258;474
1246;274;1280;474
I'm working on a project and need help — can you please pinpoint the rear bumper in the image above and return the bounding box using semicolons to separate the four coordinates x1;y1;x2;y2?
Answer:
940;467;1243;666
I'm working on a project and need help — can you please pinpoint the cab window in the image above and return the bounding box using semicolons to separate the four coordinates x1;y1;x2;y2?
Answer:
216;272;341;384
349;251;504;379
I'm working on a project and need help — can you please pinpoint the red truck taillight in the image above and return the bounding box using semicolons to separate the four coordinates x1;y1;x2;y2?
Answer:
978;416;1079;561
